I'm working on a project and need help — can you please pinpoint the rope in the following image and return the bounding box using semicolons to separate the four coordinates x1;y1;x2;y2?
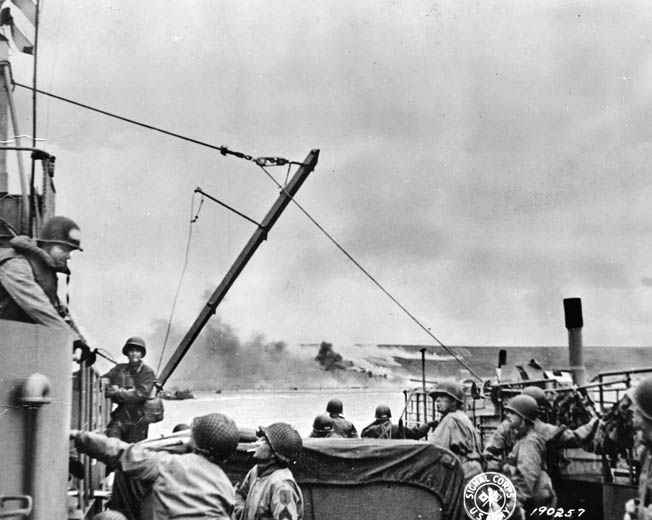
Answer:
15;77;481;381
258;165;484;383
155;191;202;376
13;81;298;167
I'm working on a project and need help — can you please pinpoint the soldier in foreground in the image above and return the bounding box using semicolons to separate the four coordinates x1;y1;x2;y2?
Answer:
483;385;599;471
71;412;239;519
361;404;434;439
102;336;157;442
325;398;358;438
234;422;304;520
428;381;482;483
625;376;652;520
502;395;556;520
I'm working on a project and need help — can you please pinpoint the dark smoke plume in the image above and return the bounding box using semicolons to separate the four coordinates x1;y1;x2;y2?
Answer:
150;316;373;391
315;341;353;371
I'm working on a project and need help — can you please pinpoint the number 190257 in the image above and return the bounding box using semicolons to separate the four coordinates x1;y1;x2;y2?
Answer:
529;507;586;518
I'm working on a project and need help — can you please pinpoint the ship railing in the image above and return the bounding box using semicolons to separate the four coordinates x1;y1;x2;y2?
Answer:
70;359;112;518
589;366;652;411
402;382;487;435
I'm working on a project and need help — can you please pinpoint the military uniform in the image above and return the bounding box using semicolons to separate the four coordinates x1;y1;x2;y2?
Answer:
103;361;156;442
428;409;482;483
361;419;430;439
484;416;598;472
0;236;72;329
234;463;304;520
72;413;238;520
503;428;556;515
629;442;652;519
329;414;358;438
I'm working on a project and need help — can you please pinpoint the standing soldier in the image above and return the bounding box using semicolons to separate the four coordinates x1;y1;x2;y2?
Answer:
325;398;358;438
102;336;157;442
234;422;304;520
71;412;239;519
0;216;82;331
361;405;433;439
502;395;556;519
428;381;482;483
625;376;652;520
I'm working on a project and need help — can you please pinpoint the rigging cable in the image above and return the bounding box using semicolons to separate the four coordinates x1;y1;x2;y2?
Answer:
13;81;297;167
258;164;484;383
12;82;481;381
155;191;203;377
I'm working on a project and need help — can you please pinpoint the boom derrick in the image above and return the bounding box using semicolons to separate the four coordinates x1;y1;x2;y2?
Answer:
157;149;320;387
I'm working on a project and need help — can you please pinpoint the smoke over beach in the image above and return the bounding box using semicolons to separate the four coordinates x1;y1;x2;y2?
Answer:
154;317;407;391
146;316;651;392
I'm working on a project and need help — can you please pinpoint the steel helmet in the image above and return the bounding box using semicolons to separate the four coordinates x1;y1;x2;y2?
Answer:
505;395;539;423
326;398;343;415
522;386;548;409
191;413;239;461
39;216;82;250
429;381;465;404
258;422;303;464
375;404;392;419
122;336;146;357
312;413;334;433
628;376;652;421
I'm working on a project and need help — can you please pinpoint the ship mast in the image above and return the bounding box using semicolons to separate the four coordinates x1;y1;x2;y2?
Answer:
0;40;8;192
157;149;320;387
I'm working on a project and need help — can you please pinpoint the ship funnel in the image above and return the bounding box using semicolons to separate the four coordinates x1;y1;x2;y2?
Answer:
563;297;586;386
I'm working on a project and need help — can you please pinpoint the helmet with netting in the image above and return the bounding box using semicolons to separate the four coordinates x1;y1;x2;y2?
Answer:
191;413;239;461
375;404;392;419
326;398;343;415
505;395;539;423
39;216;82;250
258;422;302;464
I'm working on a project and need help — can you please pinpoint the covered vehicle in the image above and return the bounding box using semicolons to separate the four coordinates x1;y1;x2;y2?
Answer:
222;438;465;520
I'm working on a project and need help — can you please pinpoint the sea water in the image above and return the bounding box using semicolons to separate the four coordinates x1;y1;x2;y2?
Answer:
148;389;407;439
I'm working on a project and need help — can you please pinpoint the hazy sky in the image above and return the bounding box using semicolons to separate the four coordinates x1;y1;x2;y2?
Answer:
7;1;652;363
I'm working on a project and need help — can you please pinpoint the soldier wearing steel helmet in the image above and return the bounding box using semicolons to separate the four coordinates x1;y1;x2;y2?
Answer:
483;386;599;472
102;336;157;442
624;375;652;520
427;380;482;484
325;398;358;438
234;422;304;520
309;414;342;438
0;215;82;332
71;412;239;520
502;394;556;520
360;404;434;439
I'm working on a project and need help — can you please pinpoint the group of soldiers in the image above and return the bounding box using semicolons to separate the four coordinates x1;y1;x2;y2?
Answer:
5;216;652;519
72;415;304;520
309;382;598;520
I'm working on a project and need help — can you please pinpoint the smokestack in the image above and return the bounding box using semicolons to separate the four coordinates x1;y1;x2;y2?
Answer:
563;297;586;386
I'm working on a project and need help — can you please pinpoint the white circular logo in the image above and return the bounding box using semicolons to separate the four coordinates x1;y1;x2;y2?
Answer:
463;472;517;520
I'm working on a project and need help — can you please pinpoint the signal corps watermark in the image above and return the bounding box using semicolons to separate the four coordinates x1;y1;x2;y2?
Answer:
464;472;516;520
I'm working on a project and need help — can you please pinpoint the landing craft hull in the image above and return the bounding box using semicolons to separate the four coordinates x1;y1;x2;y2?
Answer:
0;321;74;520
